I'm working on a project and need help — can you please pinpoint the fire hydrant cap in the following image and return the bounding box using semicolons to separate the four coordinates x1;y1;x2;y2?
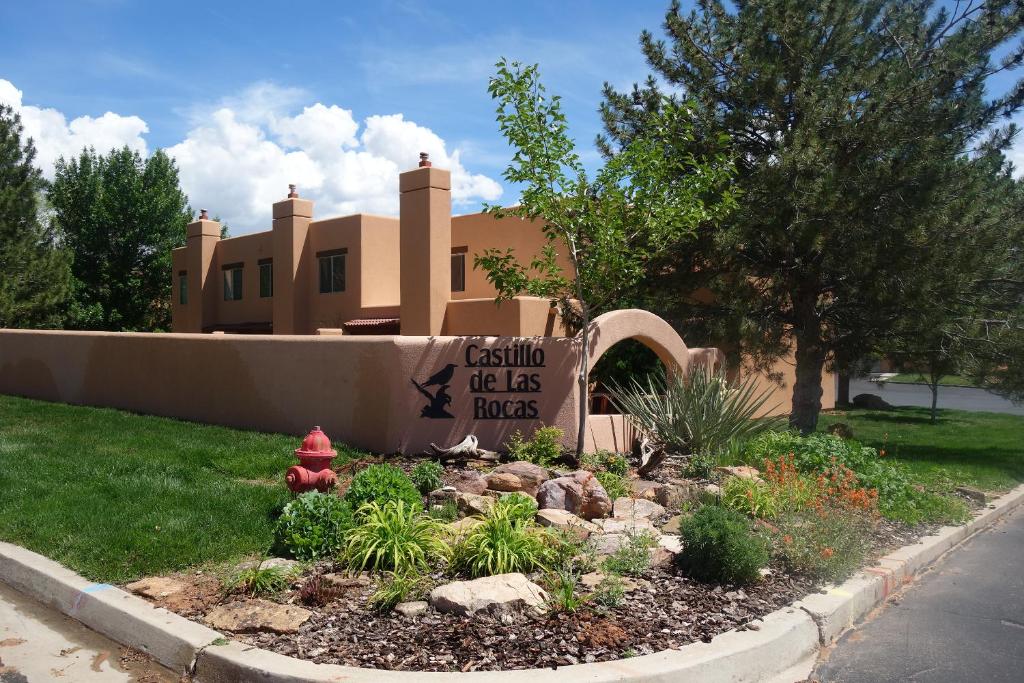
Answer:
295;425;337;458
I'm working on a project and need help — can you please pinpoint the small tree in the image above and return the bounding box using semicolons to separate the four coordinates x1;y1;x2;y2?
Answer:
478;59;738;461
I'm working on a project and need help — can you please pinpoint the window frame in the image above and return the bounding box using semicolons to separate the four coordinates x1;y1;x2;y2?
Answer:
258;259;273;298
178;270;188;305
222;263;244;301
317;248;347;294
451;247;467;293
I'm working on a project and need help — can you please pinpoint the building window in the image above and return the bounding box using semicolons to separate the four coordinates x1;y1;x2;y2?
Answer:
222;263;243;301
451;248;467;293
178;270;188;305
318;249;346;294
259;259;273;298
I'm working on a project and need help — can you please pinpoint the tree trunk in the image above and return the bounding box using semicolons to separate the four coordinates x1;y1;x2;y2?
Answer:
837;372;851;406
573;309;590;467
929;382;939;423
790;325;827;435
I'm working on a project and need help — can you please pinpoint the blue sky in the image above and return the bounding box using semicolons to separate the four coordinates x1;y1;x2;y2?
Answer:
1;0;1021;232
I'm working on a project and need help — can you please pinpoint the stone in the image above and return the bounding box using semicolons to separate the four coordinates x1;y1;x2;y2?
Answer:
486;471;524;492
716;466;764;483
955;486;987;504
234;557;301;573
445;517;480;536
452;471;488;495
125;576;186;600
593;518;660;535
536;470;612;520
702;483;722;501
205;599;312;634
649;546;676;569
658;534;684;554
489;462;550;496
629;479;663;501
660;514;688;534
612;497;666;520
456;492;494;517
591;533;627;555
394;600;429;618
321;572;372;592
429;573;547;617
580;572;642;592
658;479;702;509
852;393;893;410
535;509;602;540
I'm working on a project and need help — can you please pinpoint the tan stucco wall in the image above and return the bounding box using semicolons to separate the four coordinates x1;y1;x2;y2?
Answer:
214;232;274;325
443;296;565;337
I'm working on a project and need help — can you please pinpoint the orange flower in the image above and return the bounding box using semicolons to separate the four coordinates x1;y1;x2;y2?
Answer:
820;547;834;559
879;450;886;457
783;535;793;545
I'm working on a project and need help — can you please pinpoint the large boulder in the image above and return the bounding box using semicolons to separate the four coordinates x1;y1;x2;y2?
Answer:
488;461;550;496
594;518;660;535
612;497;665;520
536;470;612;520
456;492;494;517
205;600;312;634
485;471;524;493
535;509;602;540
429;573;547;617
852;393;892;410
452;470;488;495
716;466;764;484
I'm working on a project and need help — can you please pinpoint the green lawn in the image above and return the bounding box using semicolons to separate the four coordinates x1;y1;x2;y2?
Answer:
884;373;976;387
819;407;1024;494
0;395;361;583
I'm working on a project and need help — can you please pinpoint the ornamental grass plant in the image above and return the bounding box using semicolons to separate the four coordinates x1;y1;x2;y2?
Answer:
342;500;449;573
451;500;551;577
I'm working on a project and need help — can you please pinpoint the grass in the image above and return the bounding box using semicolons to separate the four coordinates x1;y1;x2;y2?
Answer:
0;394;362;582
883;373;976;387
819;407;1024;494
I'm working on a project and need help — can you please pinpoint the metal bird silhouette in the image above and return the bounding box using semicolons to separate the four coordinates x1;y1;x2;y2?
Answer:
420;363;457;387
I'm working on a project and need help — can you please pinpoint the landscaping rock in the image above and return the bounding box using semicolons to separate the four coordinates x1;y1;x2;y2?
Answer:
580;572;643;592
716;466;764;483
591;533;627;556
534;509;601;540
485;471;524;492
205;599;312;634
394;601;429;618
658;479;702;509
235;557;301;573
445;517;480;535
660;514;687;534
536;470;612;520
955;486;987;504
452;471;488;495
649;546;676;569
321;572;372;592
629;479;662;501
456;492;494;516
125;576;186;600
489;461;550;496
612;497;665;520
593;518;660;535
853;393;893;409
658;534;684;554
429;573;547;617
702;483;722;501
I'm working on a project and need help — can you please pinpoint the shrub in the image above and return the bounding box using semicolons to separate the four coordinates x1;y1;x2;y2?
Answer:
298;574;334;607
368;570;428;611
228;562;300;597
342;500;449;573
583;450;629;476
428;500;459;523
494;492;538;524
410;461;444;495
344;463;423;514
451;503;550;577
545;570;585;613
601;531;657;577
595;470;629;501
273;492;354;561
504;426;565;466
683;453;717;479
774;505;875;582
678;505;769;584
590;574;626;608
608;365;784;462
721;477;779;519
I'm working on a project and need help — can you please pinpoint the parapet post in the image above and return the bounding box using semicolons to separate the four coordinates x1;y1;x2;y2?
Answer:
400;153;451;336
185;209;220;333
272;185;314;334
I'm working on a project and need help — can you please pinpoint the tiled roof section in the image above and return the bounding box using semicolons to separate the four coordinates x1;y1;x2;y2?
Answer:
342;317;401;334
343;317;400;327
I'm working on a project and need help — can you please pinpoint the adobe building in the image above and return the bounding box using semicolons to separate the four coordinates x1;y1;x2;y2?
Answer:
171;154;567;338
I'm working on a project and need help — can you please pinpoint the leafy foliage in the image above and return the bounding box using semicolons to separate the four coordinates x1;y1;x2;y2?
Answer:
545;570;585;613
368;570;429;612
590;573;626;609
410;461;444;495
601;531;657;577
594;470;629;502
504;426;565;467
0;104;70;328
273;492;354;561
228;562;300;597
582;449;629;476
428;500;459;523
344;464;423;514
451;501;551;577
342;500;448;574
679;505;769;585
494;492;539;524
774;505;875;582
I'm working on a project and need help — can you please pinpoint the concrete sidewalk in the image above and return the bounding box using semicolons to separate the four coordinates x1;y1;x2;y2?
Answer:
0;580;177;682
813;504;1024;682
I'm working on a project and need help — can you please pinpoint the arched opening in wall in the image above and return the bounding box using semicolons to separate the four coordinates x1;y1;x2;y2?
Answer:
588;338;665;415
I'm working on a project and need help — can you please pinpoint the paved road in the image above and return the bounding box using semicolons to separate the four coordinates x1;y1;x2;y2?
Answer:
813;504;1024;683
0;581;177;683
850;378;1024;416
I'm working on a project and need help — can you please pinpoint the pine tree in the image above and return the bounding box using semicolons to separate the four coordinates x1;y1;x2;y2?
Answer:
0;104;70;328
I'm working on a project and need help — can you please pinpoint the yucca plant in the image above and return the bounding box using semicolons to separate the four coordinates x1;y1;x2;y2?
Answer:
451;503;550;577
342;500;449;574
608;364;783;461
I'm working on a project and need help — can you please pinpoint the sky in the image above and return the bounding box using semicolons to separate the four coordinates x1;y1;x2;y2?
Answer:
1;0;1022;234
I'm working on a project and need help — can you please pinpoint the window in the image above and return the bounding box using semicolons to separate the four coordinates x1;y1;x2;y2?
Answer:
259;259;273;298
222;263;243;301
318;249;346;294
451;248;467;293
178;270;187;305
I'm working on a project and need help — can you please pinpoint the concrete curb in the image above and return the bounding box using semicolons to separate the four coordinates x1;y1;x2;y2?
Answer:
1;483;1022;682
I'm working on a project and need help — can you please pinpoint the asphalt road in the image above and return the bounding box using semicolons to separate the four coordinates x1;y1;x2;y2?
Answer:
850;378;1024;416
813;504;1024;683
0;581;177;683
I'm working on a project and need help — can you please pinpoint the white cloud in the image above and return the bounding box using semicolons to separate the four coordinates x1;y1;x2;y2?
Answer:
0;78;148;177
0;78;503;231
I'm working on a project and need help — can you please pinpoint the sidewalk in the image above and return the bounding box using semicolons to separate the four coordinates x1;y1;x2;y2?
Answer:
813;504;1024;682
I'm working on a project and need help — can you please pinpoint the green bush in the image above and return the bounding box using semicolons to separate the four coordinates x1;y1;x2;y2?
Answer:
342;500;449;573
494;492;538;523
583;450;629;476
504;426;565;467
428;500;459;523
228;562;301;597
344;463;423;514
410;461;444;495
601;530;658;577
273;492;354;561
774;506;874;582
721;477;780;519
679;505;769;584
595;470;630;501
590;573;626;608
451;502;550;577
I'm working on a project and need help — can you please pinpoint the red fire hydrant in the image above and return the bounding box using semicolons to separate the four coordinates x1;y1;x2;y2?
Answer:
285;426;339;493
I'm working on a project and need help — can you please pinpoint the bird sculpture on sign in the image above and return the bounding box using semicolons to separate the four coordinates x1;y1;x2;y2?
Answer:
411;363;457;419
